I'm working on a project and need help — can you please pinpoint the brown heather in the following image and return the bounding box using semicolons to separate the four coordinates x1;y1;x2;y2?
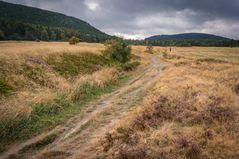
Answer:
98;47;239;159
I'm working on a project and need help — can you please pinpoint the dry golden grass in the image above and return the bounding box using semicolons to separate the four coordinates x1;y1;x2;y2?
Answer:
73;68;119;88
98;47;239;159
70;68;120;102
0;41;104;59
0;42;141;126
171;47;239;62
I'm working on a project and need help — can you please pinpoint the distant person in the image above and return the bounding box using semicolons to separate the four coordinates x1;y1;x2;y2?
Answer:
169;48;172;52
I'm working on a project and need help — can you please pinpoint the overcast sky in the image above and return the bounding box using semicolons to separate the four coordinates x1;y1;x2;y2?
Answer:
2;0;239;39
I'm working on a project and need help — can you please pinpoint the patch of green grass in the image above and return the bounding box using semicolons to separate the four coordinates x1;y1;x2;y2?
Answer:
71;83;112;102
22;63;53;87
0;95;72;143
0;79;12;97
0;75;130;153
47;53;114;77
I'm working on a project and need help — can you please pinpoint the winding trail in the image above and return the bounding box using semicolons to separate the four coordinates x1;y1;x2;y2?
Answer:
1;54;164;159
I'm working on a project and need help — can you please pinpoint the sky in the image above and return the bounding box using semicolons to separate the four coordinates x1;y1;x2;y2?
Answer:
2;0;239;39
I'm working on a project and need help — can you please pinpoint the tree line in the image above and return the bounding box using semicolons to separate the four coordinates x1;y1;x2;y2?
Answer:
0;18;238;47
126;39;239;47
0;19;109;42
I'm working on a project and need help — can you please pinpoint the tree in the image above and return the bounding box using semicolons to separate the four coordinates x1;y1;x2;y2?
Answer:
25;27;35;40
69;36;80;45
40;29;49;41
0;29;4;40
60;31;66;41
103;38;131;63
50;31;57;41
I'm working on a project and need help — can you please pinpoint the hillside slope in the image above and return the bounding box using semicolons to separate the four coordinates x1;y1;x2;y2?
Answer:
146;33;229;41
144;33;239;46
0;1;110;42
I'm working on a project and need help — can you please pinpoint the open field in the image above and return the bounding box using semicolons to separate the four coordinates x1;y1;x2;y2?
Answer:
0;42;104;60
171;47;239;62
0;42;239;159
94;47;239;159
0;41;144;154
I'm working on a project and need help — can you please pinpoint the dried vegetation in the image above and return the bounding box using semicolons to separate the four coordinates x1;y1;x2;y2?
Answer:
98;47;239;159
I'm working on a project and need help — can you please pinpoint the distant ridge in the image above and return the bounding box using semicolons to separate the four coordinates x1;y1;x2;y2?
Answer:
0;1;110;42
145;33;230;41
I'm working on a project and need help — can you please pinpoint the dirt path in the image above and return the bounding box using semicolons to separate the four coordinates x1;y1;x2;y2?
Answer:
1;54;164;159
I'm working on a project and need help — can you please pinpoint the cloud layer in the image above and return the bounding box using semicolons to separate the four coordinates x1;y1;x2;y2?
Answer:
3;0;239;39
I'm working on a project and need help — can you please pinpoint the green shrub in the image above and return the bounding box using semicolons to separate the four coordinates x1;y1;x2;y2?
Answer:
69;36;80;45
103;39;131;63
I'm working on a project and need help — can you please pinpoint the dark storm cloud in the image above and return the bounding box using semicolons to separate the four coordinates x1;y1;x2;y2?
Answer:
2;0;239;39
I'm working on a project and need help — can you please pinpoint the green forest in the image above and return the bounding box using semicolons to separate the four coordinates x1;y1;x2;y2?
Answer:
0;1;110;42
127;39;239;47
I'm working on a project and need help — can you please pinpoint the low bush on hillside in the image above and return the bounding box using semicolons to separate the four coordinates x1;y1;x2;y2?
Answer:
103;39;131;63
69;36;80;45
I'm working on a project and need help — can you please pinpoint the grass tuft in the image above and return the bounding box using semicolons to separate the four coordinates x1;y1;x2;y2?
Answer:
0;79;12;97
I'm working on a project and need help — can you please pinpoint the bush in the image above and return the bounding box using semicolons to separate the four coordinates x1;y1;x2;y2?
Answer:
69;36;80;45
103;39;131;63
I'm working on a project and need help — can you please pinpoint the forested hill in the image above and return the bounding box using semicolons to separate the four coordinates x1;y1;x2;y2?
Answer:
0;1;110;42
146;33;229;41
144;33;239;47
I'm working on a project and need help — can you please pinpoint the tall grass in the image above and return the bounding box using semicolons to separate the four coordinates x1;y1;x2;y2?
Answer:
0;42;142;153
0;79;12;98
99;52;239;159
0;74;129;151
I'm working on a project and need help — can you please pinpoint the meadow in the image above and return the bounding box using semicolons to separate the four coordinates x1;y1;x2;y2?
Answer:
95;46;239;159
0;41;142;153
0;42;239;159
